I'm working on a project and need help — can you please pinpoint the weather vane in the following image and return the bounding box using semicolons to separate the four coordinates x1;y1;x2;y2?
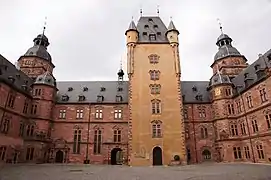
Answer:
217;18;223;34
157;5;160;16
42;16;47;35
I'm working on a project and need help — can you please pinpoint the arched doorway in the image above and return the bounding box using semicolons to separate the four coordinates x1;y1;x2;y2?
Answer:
202;149;211;161
55;150;64;163
152;146;162;166
111;148;123;165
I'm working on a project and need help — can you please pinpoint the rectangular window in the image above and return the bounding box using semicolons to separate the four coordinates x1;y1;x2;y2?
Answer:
230;124;238;136
151;101;161;114
240;122;246;135
113;130;121;142
94;130;102;154
152;123;162;138
236;100;242;113
150;85;161;94
23;100;28;114
59;109;66;119
199;108;206;118
225;88;232;96
259;88;268;103
0;146;7;161
228;104;235;115
7;94;16;108
73;129;81;154
252;120;259;133
149;34;156;41
31;104;37;114
233;147;242;159
184;109;188;119
114;109;122;119
0;119;9;134
19;123;25;137
265;114;271;129
76;109;83;119
148;54;159;64
34;88;42;96
200;127;208;139
244;146;250;159
150;70;160;80
246;96;253;108
256;145;264;159
95;109;103;119
26;147;35;161
26;125;34;137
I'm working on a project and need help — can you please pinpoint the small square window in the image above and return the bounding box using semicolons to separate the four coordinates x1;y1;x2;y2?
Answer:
149;34;156;41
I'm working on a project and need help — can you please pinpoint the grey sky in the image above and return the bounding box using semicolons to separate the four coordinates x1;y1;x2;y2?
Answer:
0;0;270;81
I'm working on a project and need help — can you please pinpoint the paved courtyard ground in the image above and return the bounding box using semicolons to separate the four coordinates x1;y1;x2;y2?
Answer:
0;163;271;180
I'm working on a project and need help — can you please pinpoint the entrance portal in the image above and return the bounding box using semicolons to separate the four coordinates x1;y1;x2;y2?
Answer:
152;146;162;166
202;149;211;161
111;148;123;165
55;150;64;163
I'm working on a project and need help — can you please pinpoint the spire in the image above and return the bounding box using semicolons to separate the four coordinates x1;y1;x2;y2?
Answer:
166;18;179;35
117;57;124;81
125;19;138;35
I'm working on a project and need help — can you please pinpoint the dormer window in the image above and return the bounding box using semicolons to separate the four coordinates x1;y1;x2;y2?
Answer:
97;95;104;102
116;95;123;102
61;95;69;101
100;87;106;92
117;87;123;92
148;18;153;22
267;53;271;61
149;34;156;41
16;74;20;78
83;87;88;91
68;87;73;91
21;85;27;91
192;86;197;92
244;73;249;79
8;76;15;83
24;80;28;85
254;64;260;71
157;32;161;36
144;25;149;28
153;25;158;28
143;32;147;36
195;95;203;101
78;95;86;101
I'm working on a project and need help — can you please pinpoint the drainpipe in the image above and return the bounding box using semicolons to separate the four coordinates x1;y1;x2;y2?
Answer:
191;104;198;163
84;103;91;164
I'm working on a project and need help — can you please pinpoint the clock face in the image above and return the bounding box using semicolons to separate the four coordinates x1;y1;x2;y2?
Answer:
215;88;221;96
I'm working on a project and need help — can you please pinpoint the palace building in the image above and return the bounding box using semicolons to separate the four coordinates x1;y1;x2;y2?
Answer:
0;15;271;166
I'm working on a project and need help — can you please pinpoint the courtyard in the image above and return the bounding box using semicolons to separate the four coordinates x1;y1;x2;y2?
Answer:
0;163;271;180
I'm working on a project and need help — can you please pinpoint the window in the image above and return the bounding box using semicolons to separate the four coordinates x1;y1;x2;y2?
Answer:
73;129;81;154
265;113;271;129
61;95;69;101
26;125;35;137
113;130;121;142
244;146;250;159
114;109;122;119
83;87;88;91
246;95;253;108
0;146;7;161
230;124;238;136
148;54;159;64
227;104;235;115
259;88;268;103
100;87;106;92
152;121;162;138
251;120;259;133
78;95;86;101
236;100;242;113
23;100;28;114
149;34;156;41
256;144;264;159
149;70;160;80
183;109;188;119
31;104;37;115
116;95;123;102
7;93;16;108
0;119;9;134
19;123;25;137
76;109;83;119
68;87;73;91
198;107;206;118
233;147;242;159
117;87;123;92
26;147;34;161
33;88;41;96
150;84;161;94
59;109;66;119
240;122;246;135
200;127;208;139
95;109;103;119
185;128;190;139
225;88;232;96
151;99;161;114
97;95;104;102
94;129;102;154
195;95;203;101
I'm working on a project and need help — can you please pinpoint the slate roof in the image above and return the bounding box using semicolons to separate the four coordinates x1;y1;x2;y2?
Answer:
0;54;33;96
136;16;169;43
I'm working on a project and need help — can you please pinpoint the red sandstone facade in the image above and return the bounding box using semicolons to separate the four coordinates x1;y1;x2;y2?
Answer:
1;16;271;165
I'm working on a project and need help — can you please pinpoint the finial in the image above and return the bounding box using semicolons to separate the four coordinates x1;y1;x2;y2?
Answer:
132;16;134;20
120;56;123;70
42;16;47;35
140;5;143;17
217;18;223;34
170;16;173;21
157;5;160;16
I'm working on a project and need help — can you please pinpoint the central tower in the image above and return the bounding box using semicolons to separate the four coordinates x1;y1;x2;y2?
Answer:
125;16;186;166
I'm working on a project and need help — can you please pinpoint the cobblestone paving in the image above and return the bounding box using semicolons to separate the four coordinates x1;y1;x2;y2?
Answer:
1;163;271;180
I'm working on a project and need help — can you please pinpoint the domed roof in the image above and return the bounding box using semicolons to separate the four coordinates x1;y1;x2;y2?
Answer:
34;72;55;87
24;45;52;62
217;34;231;43
214;45;241;61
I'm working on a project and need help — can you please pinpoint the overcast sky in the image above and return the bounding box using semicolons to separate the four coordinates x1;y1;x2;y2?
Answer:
0;0;270;81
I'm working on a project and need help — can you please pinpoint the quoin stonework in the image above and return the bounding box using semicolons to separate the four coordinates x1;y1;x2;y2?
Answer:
0;15;271;166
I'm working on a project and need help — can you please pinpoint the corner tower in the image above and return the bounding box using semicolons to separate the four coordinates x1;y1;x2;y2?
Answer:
126;16;186;166
17;30;55;80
